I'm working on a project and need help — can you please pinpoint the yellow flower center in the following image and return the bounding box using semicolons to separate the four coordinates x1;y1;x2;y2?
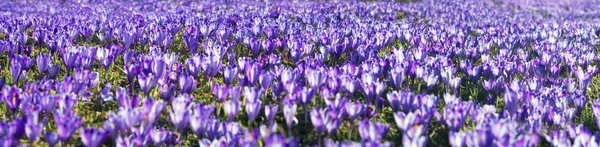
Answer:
12;94;17;105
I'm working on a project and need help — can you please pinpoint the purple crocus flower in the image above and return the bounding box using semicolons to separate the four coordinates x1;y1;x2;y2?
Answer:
283;98;298;133
25;114;43;142
80;127;108;147
311;107;326;135
245;62;262;85
141;99;166;126
299;87;315;108
340;75;359;94
159;83;175;101
223;65;239;86
15;54;34;70
54;110;82;141
116;88;139;110
357;119;389;142
125;64;140;84
183;26;200;54
169;95;192;132
212;82;229;103
224;99;240;121
424;73;439;89
306;68;327;88
36;53;51;75
259;72;273;89
503;82;519;115
229;86;242;101
402;123;427;147
246;99;262;124
61;50;79;72
178;74;197;94
185;55;204;77
150;128;171;147
265;104;279;126
345;100;364;121
389;66;405;90
44;132;59;147
324;108;342;135
137;73;156;95
449;132;467;147
152;59;166;78
190;102;215;137
243;86;263;103
47;64;60;79
2;86;22;113
10;60;27;83
441;101;472;132
121;30;135;49
544;129;571;147
202;54;222;78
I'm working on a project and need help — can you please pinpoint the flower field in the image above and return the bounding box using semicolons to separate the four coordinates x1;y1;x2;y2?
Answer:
1;0;600;146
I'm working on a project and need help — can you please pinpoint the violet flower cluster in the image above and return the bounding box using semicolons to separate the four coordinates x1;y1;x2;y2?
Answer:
1;0;600;146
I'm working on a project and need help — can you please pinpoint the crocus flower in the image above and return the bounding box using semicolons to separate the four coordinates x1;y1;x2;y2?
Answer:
246;99;262;124
10;61;26;83
44;132;59;147
36;53;51;75
212;82;229;103
243;86;263;103
80;127;108;147
441;101;472;132
125;64;140;84
358;119;389;142
389;66;405;90
141;99;166;125
283;98;297;133
152;59;166;78
25;120;43;142
223;65;239;86
137;73;156;95
306;68;327;88
265;104;279;126
121;30;135;49
54;110;83;141
229;86;242;101
190;102;215;137
202;54;222;78
150;128;171;147
325;108;342;135
449;132;467;147
402;123;427;147
40;93;57;113
424;73;439;89
2;86;22;113
159;84;175;101
100;83;114;101
299;87;315;108
62;50;80;72
169;95;192;132
345;100;364;121
47;64;60;79
179;74;197;94
183;26;200;54
503;83;518;115
311;107;326;135
245;62;262;85
116;88;139;110
224;99;240;121
259;72;273;89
